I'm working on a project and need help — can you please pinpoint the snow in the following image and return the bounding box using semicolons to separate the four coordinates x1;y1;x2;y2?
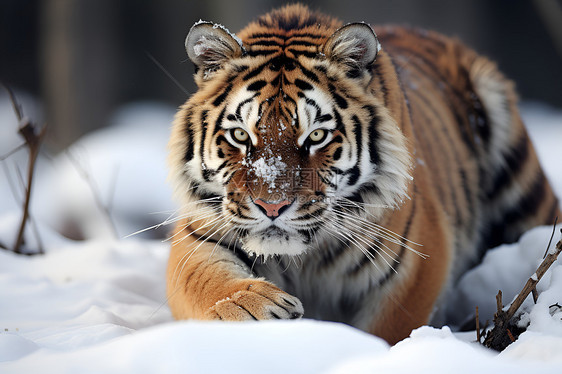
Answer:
30;102;175;241
190;20;244;54
1;97;562;372
246;155;286;190
192;36;210;57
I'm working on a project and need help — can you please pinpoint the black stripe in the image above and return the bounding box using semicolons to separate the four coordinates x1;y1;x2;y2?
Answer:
294;78;313;91
247;32;285;40
482;171;548;251
329;83;348;109
314;65;327;74
247;80;267;91
333;110;347;137
242;61;271;81
287;32;327;39
304;97;321;118
486;134;529;199
212;84;232;107
346;166;361;186
299;64;320;83
295;209;327;221
235;95;257;122
250;40;282;47
333;147;342;161
352;115;363;161
202;168;216;182
247;49;279;57
316;114;332;123
233;65;249;73
216;160;229;172
330;166;345;175
363;105;381;165
213;107;226;135
331;135;343;144
184;115;195;163
216;134;228;146
199;110;209;166
287;40;317;47
503;171;546;225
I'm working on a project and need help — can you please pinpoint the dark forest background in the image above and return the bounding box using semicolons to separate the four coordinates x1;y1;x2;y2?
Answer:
2;0;561;150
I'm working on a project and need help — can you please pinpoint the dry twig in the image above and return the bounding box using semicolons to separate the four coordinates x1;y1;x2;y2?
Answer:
475;306;481;343
65;150;120;239
1;84;47;255
484;229;562;350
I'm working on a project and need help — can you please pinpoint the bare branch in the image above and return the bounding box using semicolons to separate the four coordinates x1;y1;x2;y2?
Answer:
505;232;562;320
0;143;26;161
2;83;24;121
1;84;47;255
543;216;558;258
475;306;481;343
14;165;44;254
484;230;562;351
65;150;120;239
12;124;47;254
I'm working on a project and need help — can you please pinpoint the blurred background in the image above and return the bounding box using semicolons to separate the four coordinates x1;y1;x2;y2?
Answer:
0;0;561;244
2;0;562;149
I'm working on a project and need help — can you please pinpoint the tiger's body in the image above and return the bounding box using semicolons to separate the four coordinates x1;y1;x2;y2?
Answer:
167;5;559;344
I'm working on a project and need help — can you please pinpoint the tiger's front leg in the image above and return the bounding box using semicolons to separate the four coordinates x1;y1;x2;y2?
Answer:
166;228;303;321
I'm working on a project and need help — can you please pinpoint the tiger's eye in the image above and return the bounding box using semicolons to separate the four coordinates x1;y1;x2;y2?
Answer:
232;128;249;143
308;129;326;144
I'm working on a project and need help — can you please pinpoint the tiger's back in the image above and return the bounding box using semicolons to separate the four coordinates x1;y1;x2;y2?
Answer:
377;26;559;270
166;5;559;344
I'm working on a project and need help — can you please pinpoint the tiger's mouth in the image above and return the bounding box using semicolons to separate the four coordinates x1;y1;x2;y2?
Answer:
260;226;291;239
239;225;310;258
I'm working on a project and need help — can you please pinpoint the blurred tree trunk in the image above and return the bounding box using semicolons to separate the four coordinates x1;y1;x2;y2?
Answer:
41;0;119;150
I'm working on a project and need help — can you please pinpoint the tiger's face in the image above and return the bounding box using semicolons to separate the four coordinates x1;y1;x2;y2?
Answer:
168;20;412;258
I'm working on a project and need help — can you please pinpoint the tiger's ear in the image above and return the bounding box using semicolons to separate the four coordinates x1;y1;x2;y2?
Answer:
323;23;380;75
185;21;244;78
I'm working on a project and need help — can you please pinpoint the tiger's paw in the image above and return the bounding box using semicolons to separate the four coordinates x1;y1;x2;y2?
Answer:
207;280;304;321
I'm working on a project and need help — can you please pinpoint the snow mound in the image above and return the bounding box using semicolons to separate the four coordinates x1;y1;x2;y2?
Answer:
1;99;561;371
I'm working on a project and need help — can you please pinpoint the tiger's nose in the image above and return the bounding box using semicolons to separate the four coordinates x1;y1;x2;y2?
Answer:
253;198;292;219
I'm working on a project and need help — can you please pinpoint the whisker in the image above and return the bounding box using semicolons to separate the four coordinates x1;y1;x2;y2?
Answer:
176;216;236;283
336;199;423;247
161;209;223;243
171;215;223;246
207;216;237;261
331;208;427;258
125;196;223;238
325;224;384;274
329;218;398;272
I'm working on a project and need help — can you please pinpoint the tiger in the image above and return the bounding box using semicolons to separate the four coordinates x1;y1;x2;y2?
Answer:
166;4;560;344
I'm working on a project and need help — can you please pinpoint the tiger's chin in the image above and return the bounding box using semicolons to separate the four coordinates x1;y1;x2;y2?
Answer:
241;227;309;258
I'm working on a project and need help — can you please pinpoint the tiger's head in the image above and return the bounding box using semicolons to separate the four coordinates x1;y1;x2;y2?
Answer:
169;6;412;258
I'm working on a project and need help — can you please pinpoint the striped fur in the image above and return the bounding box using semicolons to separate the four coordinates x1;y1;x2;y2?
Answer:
166;5;560;344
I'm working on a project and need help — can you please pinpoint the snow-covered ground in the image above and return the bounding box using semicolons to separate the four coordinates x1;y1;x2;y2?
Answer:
0;96;561;373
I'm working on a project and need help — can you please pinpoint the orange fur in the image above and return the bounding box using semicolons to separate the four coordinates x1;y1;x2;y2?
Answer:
166;5;559;344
